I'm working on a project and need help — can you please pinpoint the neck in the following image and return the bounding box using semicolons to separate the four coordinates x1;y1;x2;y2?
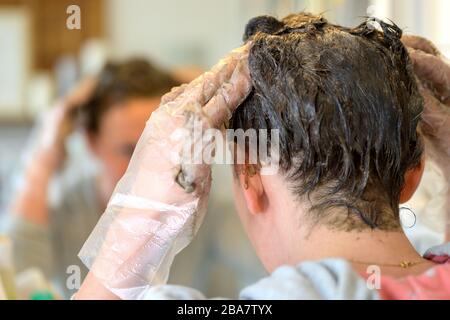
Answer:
289;223;433;277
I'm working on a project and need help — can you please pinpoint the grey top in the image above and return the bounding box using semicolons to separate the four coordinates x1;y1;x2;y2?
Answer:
142;258;381;300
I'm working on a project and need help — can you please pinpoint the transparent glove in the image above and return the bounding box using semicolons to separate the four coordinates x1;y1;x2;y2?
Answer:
402;35;450;236
78;44;252;299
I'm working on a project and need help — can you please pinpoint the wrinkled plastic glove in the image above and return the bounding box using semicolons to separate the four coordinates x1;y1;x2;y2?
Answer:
78;44;252;299
402;36;450;174
402;35;450;237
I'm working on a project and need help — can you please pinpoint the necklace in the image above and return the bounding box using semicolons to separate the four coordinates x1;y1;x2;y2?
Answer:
350;259;429;269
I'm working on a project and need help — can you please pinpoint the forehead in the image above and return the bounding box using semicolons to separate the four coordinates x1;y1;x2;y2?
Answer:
97;97;160;139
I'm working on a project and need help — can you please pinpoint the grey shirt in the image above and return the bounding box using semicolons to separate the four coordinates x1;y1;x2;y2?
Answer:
2;176;100;298
142;258;381;300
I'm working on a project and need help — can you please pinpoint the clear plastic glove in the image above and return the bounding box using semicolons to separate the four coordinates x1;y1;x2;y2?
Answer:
402;35;450;238
402;36;450;176
78;44;252;299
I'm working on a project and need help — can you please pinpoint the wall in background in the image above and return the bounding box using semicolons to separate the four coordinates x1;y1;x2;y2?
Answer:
104;0;448;71
104;0;371;69
0;0;104;70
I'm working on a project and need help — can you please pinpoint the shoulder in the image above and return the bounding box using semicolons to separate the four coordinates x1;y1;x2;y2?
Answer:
239;258;380;300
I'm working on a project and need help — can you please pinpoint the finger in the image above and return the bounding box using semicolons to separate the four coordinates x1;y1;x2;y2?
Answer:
203;58;252;128
160;84;188;105
158;61;236;111
408;48;450;100
402;35;440;56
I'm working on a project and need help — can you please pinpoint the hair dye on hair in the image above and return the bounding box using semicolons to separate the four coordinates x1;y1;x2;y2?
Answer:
231;13;424;231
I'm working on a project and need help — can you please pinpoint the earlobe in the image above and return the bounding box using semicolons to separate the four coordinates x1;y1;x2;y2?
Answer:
237;166;267;215
399;157;425;203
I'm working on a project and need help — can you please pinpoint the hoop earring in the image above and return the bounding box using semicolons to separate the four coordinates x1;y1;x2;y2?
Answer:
399;207;417;229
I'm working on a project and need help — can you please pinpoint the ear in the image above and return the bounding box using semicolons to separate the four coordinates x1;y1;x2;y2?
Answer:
236;165;268;215
399;156;425;203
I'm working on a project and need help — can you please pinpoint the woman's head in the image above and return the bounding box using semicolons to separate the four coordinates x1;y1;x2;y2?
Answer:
80;59;179;196
230;13;425;269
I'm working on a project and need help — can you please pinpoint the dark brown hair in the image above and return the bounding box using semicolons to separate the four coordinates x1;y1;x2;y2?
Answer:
231;13;424;231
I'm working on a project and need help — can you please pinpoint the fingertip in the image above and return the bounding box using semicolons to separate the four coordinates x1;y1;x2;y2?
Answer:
402;35;440;56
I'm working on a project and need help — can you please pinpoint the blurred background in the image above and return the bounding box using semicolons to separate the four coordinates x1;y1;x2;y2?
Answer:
1;0;450;213
0;0;448;300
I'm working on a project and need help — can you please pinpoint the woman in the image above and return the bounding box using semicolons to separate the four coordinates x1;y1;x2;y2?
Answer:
75;13;450;300
3;59;178;298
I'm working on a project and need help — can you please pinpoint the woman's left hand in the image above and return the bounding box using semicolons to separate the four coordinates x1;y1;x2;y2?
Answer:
402;35;450;240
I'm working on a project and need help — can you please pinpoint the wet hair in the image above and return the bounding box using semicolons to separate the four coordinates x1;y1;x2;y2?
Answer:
80;58;179;134
231;13;424;231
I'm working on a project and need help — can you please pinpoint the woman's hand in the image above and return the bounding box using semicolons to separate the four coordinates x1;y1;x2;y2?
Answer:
76;44;252;299
402;35;450;240
10;77;96;225
402;35;450;177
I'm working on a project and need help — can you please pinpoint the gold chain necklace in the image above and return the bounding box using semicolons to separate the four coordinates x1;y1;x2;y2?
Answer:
349;259;429;269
